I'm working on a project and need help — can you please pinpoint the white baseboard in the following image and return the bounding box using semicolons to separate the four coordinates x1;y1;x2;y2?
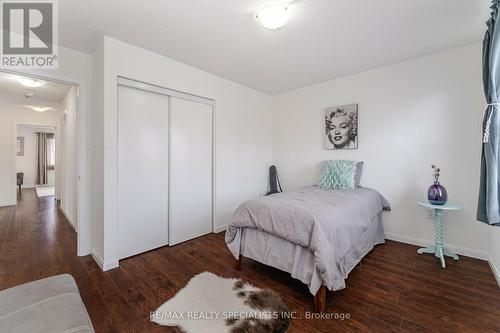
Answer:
91;250;119;271
91;251;104;270
385;232;489;261
60;206;76;232
214;223;228;233
489;255;500;287
77;247;92;257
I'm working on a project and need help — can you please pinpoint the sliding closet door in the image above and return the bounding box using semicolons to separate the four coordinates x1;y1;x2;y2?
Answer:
169;97;213;245
118;85;169;259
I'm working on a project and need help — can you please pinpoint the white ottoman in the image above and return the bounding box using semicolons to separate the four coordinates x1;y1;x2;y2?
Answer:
0;274;94;333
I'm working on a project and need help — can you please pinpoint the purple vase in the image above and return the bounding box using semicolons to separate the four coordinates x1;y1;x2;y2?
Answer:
427;181;447;205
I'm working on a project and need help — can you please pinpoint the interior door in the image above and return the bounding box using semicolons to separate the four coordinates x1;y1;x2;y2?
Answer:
169;97;213;245
118;85;169;259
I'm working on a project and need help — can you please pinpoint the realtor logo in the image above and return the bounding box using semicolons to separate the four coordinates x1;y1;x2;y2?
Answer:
1;0;58;68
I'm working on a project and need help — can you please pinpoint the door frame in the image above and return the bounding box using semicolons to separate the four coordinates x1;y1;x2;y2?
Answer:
2;69;88;257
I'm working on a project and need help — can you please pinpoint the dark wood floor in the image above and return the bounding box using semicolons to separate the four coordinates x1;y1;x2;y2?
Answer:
1;189;500;332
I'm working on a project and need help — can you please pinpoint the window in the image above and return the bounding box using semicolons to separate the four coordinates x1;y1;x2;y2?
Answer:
47;135;55;170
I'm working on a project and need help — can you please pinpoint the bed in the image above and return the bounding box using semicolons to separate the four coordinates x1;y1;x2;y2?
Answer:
225;185;390;312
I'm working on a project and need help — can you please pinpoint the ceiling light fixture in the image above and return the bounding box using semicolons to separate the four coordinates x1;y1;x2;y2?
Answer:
256;4;289;30
16;77;44;88
30;106;51;112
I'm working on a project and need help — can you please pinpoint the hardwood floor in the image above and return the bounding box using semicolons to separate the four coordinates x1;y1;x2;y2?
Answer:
1;188;500;332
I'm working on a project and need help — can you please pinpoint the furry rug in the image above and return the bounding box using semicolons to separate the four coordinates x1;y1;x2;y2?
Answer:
151;272;290;333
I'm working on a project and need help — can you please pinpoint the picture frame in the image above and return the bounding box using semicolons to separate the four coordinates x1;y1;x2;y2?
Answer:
324;104;358;150
17;137;24;156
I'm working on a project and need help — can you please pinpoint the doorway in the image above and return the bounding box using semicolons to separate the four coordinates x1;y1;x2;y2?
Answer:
0;71;80;244
16;124;57;200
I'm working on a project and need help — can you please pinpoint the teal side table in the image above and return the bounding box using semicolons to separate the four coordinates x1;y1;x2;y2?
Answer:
417;202;460;268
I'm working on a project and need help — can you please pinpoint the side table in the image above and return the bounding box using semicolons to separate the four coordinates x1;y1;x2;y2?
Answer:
417;202;460;268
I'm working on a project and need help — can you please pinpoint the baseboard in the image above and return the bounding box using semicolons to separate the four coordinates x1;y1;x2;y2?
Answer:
385;233;489;261
91;250;119;271
91;251;104;270
60;206;76;232
214;223;228;233
489;255;500;287
78;247;92;257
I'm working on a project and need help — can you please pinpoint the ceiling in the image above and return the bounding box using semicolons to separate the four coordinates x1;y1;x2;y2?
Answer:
0;72;71;106
59;0;490;94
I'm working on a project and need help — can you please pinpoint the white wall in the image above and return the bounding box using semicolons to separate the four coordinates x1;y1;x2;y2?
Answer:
16;126;37;188
61;86;79;230
272;43;489;259
16;125;56;188
490;228;500;284
7;45;93;256
91;40;105;264
92;37;273;269
0;95;61;206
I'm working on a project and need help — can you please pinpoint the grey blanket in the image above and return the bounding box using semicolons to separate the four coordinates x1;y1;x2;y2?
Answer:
225;186;390;292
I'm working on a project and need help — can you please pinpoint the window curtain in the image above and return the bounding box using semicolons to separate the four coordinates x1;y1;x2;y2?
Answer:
478;0;500;226
36;132;55;185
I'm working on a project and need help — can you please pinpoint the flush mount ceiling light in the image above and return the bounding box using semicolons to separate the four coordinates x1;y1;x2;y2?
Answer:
30;106;51;112
256;4;289;30
16;77;44;88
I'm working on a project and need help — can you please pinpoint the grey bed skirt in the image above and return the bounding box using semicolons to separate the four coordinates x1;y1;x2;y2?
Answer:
237;212;385;295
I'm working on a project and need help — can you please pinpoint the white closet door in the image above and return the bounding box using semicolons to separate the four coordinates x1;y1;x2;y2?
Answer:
169;97;213;245
118;85;169;259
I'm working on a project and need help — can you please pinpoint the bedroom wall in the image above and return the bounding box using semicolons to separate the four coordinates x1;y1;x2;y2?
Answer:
61;86;79;230
271;43;489;259
490;229;500;284
94;37;273;269
91;40;105;266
